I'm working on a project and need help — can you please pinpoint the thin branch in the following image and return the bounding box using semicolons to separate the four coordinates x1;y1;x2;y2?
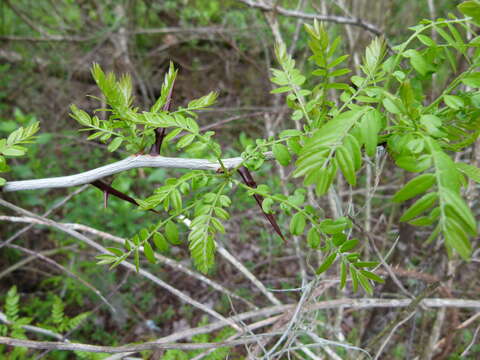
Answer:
0;335;269;353
374;311;416;360
235;0;382;36
365;282;441;357
0;245;76;280
461;323;480;357
2;153;274;192
0;199;241;331
133;26;234;35
217;244;282;306
4;243;115;313
0;34;96;42
67;222;257;309
0;312;65;341
0;184;88;250
0;215;257;309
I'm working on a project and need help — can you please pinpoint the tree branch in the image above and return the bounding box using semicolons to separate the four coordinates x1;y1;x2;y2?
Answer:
0;336;264;354
0;199;241;331
0;215;257;309
1;153;273;193
235;0;382;36
1;295;478;354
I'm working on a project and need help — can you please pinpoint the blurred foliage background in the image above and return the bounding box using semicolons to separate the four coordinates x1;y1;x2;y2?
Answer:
1;1;479;359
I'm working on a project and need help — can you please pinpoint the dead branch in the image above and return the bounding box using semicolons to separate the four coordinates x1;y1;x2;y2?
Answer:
235;0;382;36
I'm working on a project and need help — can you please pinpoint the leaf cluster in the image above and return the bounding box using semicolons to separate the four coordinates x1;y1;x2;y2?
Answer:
0;122;39;185
261;5;480;289
77;2;480;291
70;62;219;156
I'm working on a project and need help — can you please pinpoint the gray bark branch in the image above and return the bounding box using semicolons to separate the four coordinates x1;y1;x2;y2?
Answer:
2;153;273;192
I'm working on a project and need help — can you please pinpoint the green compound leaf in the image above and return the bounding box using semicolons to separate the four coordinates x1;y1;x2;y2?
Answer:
359;109;383;157
188;229;215;274
359;270;385;284
426;137;476;259
444;95;464;110
295;110;365;178
339;239;359;253
444;216;472;260
357;272;374;295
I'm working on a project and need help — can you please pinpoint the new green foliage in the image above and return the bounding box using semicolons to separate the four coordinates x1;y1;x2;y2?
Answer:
0;121;39;185
3;3;479;293
266;8;479;284
81;7;479;288
70;62;219;157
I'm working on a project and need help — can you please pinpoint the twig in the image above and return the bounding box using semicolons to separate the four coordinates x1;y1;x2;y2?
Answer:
0;199;241;331
373;311;416;360
0;245;76;280
4;243;115;313
133;26;236;35
0;312;65;341
0;335;272;353
0;34;96;42
235;0;382;36
364;281;441;356
306;331;344;360
461;323;480;357
217;244;282;306
0;185;88;249
0;215;257;309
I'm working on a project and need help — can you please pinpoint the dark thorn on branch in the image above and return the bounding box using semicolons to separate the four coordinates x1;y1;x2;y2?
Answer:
152;128;166;156
91;180;159;214
151;75;176;155
237;166;285;242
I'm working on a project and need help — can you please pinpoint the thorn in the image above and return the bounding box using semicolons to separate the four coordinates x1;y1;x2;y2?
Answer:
237;166;286;242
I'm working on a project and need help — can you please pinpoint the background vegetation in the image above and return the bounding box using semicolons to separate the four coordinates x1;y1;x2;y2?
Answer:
0;0;479;359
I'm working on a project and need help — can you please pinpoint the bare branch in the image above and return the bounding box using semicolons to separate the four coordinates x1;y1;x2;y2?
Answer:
0;215;257;309
1;295;477;355
0;199;241;331
0;34;96;42
0;335;266;353
2;153;274;193
133;26;234;35
235;0;382;36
